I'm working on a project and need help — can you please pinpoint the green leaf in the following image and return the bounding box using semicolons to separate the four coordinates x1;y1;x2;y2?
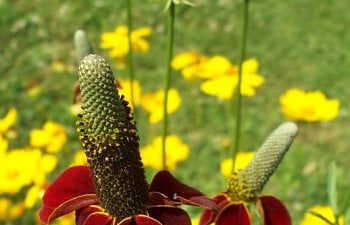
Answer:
328;161;339;216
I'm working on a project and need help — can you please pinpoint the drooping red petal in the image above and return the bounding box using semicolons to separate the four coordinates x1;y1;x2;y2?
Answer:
76;205;108;225
257;196;291;225
199;193;230;225
215;203;250;225
39;166;98;224
78;211;114;225
149;170;217;211
119;215;162;225
148;205;191;225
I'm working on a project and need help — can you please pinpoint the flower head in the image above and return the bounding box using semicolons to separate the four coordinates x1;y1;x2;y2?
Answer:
280;88;340;122
100;25;152;63
200;58;265;100
30;121;67;153
200;122;298;225
141;88;181;123
300;205;344;225
141;135;189;170
0;107;16;134
39;54;216;225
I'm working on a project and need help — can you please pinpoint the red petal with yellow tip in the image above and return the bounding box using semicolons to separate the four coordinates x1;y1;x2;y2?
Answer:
39;166;98;224
148;205;191;225
79;212;114;225
199;193;229;225
149;171;217;211
215;203;250;225
257;196;291;225
76;205;109;225
119;215;162;225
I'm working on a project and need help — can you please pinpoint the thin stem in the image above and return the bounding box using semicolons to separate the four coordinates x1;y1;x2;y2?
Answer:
162;2;175;170
231;0;249;173
126;0;136;113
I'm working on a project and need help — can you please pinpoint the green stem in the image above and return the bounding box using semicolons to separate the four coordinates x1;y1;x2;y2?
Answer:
162;2;175;170
126;0;136;114
231;0;249;173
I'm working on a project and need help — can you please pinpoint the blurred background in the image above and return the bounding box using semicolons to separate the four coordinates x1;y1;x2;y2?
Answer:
1;0;349;224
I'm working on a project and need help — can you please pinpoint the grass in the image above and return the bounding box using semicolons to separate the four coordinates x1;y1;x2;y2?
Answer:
1;0;350;224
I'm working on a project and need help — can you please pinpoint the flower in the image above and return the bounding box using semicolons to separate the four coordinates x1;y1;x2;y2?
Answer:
141;135;189;170
70;150;87;166
200;58;265;100
220;152;255;177
0;198;25;220
100;25;152;62
39;166;217;225
39;54;217;225
141;88;181;123
0;107;16;134
118;79;142;108
200;122;298;225
280;88;340;122
30;121;67;153
300;205;344;225
171;51;208;80
0;148;57;194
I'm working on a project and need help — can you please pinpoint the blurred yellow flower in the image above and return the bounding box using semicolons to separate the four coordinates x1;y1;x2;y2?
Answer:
0;198;25;220
200;58;265;100
0;107;16;134
141;135;189;170
196;55;234;79
220;152;255;177
100;25;152;61
280;88;340;122
300;205;344;225
0;135;8;157
30;121;67;153
141;88;181;123
171;51;208;80
25;184;43;209
118;79;142;107
70;150;87;166
0;148;57;194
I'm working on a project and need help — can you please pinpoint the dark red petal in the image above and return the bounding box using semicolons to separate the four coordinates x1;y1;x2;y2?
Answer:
149;192;180;207
257;196;291;225
199;193;230;225
215;203;250;225
149;171;217;210
39;166;97;224
148;205;191;225
78;211;114;225
119;215;163;225
76;205;106;225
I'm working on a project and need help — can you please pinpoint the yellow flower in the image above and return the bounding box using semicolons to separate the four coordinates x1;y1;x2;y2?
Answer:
196;55;234;79
118;79;142;107
100;25;152;60
200;58;265;100
0;135;8;157
141;88;181;123
25;184;43;209
171;51;208;80
300;205;344;225
0;198;25;220
280;88;340;122
0;107;16;134
0;148;57;194
70;150;87;166
30;121;67;153
141;135;189;170
220;152;255;177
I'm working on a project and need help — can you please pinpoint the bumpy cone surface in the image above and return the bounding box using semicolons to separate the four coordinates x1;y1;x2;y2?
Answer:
228;122;298;202
76;54;148;221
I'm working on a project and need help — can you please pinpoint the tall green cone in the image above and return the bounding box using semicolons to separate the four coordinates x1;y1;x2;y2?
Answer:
76;54;148;221
227;122;298;202
74;30;94;63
